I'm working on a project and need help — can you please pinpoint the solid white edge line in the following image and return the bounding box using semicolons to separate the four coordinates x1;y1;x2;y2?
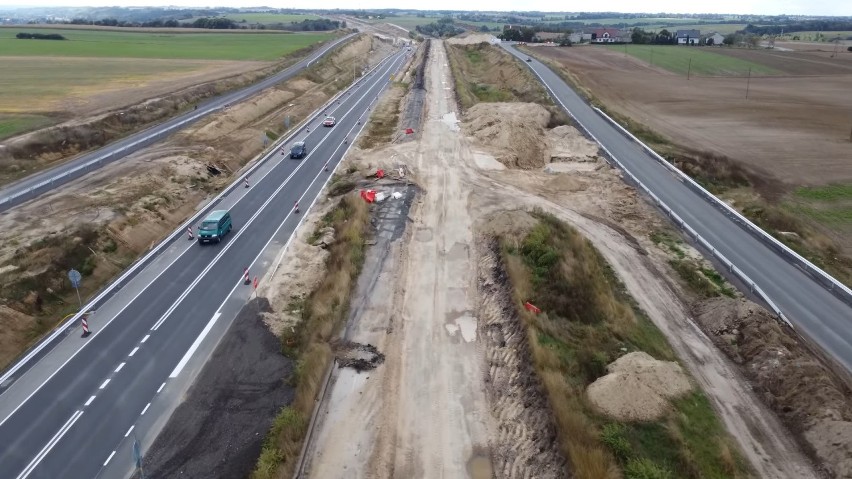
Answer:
140;403;151;416
15;410;83;479
0;35;367;392
124;425;134;438
99;379;110;390
141;334;150;343
114;363;125;373
102;450;116;467
129;347;139;357
157;382;165;394
169;313;221;378
84;395;96;406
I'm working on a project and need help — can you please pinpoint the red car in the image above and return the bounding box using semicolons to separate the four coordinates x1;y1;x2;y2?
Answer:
322;116;336;127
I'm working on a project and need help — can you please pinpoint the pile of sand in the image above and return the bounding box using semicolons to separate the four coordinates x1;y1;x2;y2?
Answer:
463;103;551;169
546;125;600;163
446;33;499;45
586;351;692;421
694;297;852;477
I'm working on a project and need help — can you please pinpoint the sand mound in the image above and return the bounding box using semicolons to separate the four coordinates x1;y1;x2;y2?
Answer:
447;33;499;45
694;297;852;478
546;125;600;163
463;103;551;169
587;351;692;421
477;210;538;238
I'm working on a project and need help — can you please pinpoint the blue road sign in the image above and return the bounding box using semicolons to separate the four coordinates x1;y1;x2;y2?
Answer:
68;269;81;288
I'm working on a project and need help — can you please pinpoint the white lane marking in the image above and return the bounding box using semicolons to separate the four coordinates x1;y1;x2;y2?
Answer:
0;36;362;393
114;362;125;373
169;313;221;378
84;395;96;406
141;334;150;343
129;347;139;357
103;450;116;467
157;382;165;394
124;425;134;438
99;379;110;390
140;403;151;416
150;61;397;333
15;410;83;479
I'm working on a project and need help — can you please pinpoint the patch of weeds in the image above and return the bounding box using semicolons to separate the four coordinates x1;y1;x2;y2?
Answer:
794;183;852;201
497;211;751;479
669;259;721;298
650;230;685;259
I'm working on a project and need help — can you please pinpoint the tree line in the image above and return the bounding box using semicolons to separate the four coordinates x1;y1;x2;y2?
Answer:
415;18;464;38
65;16;341;31
16;32;67;40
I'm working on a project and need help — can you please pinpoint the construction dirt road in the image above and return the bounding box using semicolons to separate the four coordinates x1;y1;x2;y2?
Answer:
293;39;829;479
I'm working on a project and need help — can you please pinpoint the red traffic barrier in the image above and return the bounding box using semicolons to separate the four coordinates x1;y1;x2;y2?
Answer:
244;268;251;285
524;302;542;314
253;276;258;289
81;315;91;338
376;169;385;179
187;227;194;240
360;190;376;203
404;128;414;135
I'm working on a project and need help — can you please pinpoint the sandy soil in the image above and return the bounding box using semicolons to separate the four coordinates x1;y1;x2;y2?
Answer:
694;297;852;478
587;351;693;422
297;40;819;479
532;45;852;187
303;40;497;479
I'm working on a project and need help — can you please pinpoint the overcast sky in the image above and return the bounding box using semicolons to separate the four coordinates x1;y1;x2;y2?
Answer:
2;1;850;16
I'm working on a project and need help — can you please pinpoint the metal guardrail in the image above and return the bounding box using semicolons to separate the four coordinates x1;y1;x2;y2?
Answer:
511;49;795;325
0;48;400;387
0;34;357;212
593;106;852;308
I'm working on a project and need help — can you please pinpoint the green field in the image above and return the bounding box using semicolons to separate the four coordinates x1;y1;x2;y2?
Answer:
369;15;436;31
609;44;779;76
0;114;52;139
222;13;321;25
558;16;724;25
0;27;334;61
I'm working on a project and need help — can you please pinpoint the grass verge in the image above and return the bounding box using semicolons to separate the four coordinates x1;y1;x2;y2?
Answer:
650;230;736;299
497;210;751;479
358;80;406;149
253;193;370;478
446;42;568;126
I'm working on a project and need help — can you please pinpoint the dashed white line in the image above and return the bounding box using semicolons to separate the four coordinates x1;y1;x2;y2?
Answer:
141;334;150;343
129;346;139;357
140;403;151;416
16;410;83;479
84;395;96;406
114;362;125;373
157;382;166;394
103;450;116;466
99;379;110;390
124;425;134;438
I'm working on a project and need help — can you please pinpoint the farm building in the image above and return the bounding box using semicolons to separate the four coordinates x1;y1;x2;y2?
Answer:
705;32;725;45
676;29;701;45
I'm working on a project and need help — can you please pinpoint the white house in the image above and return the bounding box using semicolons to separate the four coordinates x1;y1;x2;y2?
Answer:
590;28;623;43
676;29;701;45
705;32;725;45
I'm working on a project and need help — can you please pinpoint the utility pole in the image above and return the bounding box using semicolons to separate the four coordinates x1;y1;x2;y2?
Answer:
745;67;752;99
687;58;692;80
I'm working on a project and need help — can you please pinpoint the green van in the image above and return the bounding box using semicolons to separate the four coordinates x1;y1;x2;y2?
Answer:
197;210;232;244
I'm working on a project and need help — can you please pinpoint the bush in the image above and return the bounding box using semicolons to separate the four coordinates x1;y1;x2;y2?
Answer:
16;32;66;40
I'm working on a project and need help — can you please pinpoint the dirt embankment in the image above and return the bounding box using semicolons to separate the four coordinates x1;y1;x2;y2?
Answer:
0;33;394;372
695;297;852;478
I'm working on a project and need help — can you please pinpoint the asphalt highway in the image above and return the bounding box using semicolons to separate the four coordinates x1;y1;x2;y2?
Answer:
502;44;852;372
0;33;356;213
0;47;409;479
